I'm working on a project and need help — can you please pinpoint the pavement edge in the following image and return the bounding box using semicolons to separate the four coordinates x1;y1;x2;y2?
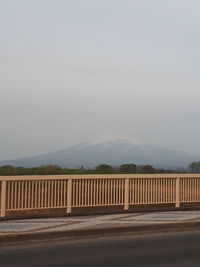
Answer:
1;221;200;245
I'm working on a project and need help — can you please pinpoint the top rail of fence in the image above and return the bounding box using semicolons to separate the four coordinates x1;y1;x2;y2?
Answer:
1;173;200;181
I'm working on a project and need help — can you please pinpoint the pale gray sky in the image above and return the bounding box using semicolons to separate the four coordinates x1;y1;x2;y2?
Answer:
1;0;200;160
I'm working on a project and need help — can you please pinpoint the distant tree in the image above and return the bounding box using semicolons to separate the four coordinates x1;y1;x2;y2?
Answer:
34;165;64;175
188;161;200;173
0;165;16;175
140;165;155;174
15;167;35;175
119;164;137;173
75;167;88;174
95;164;113;174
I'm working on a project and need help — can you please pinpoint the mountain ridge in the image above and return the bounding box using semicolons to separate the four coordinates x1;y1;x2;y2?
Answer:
0;139;199;169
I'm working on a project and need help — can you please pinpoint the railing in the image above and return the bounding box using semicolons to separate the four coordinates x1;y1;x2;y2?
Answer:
1;174;200;217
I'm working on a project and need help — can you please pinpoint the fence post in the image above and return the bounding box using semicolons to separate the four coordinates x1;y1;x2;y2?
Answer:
66;179;72;213
1;180;6;217
175;177;180;208
124;178;129;210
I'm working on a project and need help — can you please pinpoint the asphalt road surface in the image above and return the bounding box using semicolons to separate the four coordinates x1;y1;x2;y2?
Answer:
1;230;200;267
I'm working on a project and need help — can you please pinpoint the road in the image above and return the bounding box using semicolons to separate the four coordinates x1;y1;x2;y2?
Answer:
1;230;200;267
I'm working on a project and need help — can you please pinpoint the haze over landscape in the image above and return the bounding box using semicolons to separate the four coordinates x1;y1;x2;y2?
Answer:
1;0;200;166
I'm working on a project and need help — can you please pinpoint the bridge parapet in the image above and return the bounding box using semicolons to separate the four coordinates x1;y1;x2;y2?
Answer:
1;174;200;217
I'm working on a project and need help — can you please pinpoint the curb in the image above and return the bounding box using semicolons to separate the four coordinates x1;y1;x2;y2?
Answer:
1;221;200;244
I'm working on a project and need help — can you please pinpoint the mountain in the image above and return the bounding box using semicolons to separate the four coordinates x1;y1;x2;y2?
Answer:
0;138;199;169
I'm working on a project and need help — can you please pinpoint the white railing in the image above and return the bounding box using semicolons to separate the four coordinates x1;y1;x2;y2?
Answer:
1;174;200;217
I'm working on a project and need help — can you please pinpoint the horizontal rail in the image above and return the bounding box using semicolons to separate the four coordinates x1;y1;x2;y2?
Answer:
1;174;200;218
1;173;200;181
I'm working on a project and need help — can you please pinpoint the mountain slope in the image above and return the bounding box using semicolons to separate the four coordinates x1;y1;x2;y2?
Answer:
0;139;199;168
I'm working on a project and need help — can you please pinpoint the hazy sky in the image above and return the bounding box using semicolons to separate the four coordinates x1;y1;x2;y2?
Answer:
1;0;200;160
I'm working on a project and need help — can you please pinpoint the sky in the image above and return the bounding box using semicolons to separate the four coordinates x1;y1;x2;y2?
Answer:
1;0;200;161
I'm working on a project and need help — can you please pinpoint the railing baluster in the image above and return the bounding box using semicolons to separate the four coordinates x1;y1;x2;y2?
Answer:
66;179;72;213
176;177;180;208
124;178;129;210
0;181;6;217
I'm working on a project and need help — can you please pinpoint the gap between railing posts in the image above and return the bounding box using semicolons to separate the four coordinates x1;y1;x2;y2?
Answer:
0;180;6;217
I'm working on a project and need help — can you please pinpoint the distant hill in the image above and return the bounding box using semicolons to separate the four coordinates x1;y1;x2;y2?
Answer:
0;138;199;169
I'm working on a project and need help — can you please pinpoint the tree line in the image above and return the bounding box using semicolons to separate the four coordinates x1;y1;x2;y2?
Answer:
187;161;200;173
0;163;186;176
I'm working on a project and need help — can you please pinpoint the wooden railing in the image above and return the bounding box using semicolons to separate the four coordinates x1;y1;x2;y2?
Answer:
1;174;200;217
